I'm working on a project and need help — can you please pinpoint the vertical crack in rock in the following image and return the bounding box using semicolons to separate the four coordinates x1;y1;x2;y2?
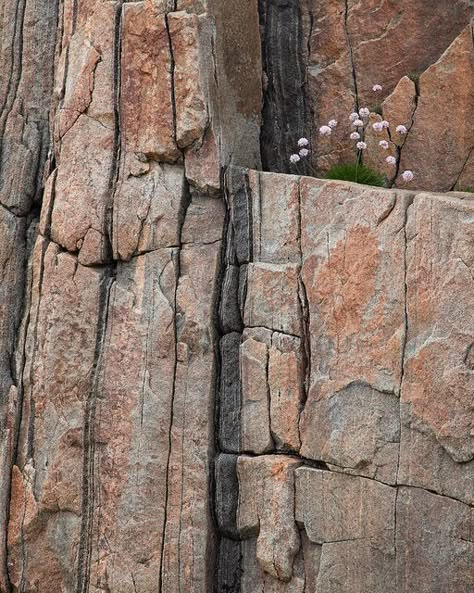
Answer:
258;0;308;174
75;270;115;593
76;3;124;591
343;0;359;110
164;13;179;149
158;179;191;593
0;0;26;139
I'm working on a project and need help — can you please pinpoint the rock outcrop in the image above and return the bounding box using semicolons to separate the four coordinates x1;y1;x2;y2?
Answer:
0;0;473;592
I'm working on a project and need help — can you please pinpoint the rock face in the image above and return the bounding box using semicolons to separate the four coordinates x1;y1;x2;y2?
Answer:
261;0;474;188
217;169;474;592
1;0;473;592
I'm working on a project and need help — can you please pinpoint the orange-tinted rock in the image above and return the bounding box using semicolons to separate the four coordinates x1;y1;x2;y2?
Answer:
268;332;303;452
168;11;209;149
399;192;474;503
299;180;410;481
301;0;471;181
9;237;107;590
121;2;179;161
348;0;471;105
237;455;302;581
112;159;186;260
240;329;273;454
382;76;417;138
244;263;302;336
397;26;474;191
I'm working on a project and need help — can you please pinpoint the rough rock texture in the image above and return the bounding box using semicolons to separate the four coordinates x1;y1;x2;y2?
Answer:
262;0;474;188
1;0;474;591
218;169;474;592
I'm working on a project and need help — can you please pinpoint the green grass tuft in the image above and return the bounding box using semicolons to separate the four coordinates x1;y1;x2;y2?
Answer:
370;103;383;116
408;71;422;84
457;187;474;193
325;163;386;187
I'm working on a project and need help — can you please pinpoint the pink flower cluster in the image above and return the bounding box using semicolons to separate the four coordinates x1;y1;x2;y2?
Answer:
293;83;415;183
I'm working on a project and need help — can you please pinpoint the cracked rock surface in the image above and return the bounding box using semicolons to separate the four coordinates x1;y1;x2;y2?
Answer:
0;0;473;592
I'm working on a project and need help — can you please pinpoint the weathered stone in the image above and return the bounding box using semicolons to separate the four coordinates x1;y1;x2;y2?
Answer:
160;237;222;593
112;160;186;260
299;180;410;479
219;265;244;333
215;454;240;539
121;2;179;162
295;467;396;544
84;249;178;591
219;332;242;453
258;0;308;174
268;333;303;452
8;238;108;591
396;487;474;593
244;263;301;336
181;194;225;245
0;0;59;215
304;382;400;484
382;76;417;138
295;468;397;593
240;329;273;454
300;0;471;180
217;538;242;593
399;192;474;503
168;11;209;149
249;170;301;264
241;538;306;593
397;26;474;191
237;455;302;582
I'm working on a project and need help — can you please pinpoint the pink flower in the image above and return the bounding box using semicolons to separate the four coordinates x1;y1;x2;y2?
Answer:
299;148;309;157
386;156;397;165
350;132;361;140
352;119;364;128
350;112;359;121
298;137;309;147
359;107;370;118
328;119;338;128
372;122;384;132
357;141;367;150
379;140;389;149
396;125;408;135
381;120;390;128
402;170;414;182
373;84;383;92
319;125;332;136
290;154;301;164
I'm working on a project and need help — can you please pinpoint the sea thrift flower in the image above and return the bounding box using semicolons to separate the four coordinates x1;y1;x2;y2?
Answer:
372;122;384;132
373;84;383;92
298;137;309;147
381;120;390;128
319;125;332;136
350;132;361;140
379;140;389;149
352;119;364;128
396;125;408;135
290;154;301;164
299;148;309;157
357;141;367;150
359;107;370;118
402;170;414;182
350;112;359;121
386;156;397;165
328;119;338;128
